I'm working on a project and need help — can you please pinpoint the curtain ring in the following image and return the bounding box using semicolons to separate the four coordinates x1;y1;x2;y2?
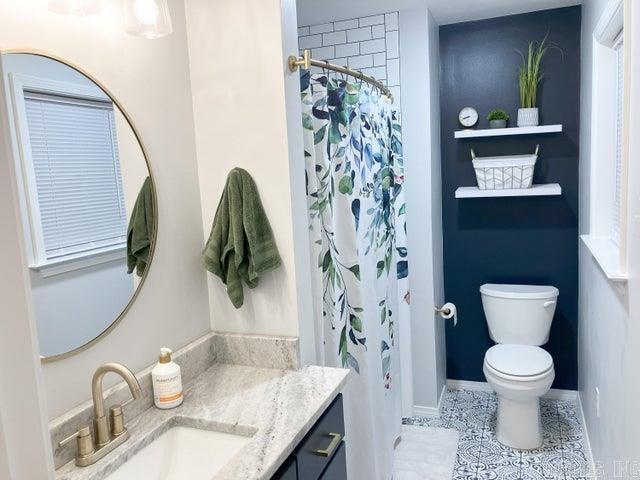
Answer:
323;59;331;77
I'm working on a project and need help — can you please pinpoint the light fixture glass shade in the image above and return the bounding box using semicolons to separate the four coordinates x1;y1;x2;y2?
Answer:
124;0;173;39
48;0;102;16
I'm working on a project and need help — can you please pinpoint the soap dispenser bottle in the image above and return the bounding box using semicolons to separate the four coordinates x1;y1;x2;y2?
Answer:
151;348;183;409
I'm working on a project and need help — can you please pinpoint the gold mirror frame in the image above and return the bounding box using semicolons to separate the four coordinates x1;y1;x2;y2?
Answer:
1;49;158;363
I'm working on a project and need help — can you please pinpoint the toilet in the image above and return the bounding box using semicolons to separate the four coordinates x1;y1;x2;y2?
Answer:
480;283;559;450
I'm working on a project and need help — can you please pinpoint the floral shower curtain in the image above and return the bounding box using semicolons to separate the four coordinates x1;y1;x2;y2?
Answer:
301;71;409;480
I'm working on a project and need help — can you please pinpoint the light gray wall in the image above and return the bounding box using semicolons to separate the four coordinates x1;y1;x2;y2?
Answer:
399;6;446;414
578;0;640;475
282;0;319;366
428;9;447;406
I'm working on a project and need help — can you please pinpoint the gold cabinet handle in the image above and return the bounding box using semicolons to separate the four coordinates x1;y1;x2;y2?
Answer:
312;432;342;457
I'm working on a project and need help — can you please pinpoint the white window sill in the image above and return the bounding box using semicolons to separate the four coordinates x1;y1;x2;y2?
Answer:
29;245;127;278
580;235;628;283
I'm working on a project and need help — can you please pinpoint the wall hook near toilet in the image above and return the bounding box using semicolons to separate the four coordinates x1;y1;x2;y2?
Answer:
435;303;458;326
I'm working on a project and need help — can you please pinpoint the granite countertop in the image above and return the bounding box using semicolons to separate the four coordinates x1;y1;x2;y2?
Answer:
55;363;349;480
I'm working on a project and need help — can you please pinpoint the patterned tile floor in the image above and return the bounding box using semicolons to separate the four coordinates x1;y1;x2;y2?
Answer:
403;389;593;480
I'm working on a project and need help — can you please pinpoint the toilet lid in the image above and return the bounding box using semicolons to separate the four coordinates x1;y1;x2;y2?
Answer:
485;344;553;377
480;284;559;299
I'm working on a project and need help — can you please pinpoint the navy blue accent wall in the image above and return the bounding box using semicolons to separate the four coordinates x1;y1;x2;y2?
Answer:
439;7;581;390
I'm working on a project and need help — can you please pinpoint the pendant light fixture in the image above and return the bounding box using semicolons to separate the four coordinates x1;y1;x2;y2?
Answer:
47;0;102;16
124;0;173;39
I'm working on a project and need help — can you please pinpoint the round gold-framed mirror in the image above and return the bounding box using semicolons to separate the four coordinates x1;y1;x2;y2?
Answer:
0;50;158;363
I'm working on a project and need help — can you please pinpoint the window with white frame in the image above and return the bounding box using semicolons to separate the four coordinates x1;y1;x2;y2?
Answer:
10;75;127;270
583;0;628;281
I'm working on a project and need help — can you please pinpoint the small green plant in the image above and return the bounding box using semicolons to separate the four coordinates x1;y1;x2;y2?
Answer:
487;109;509;121
517;33;563;108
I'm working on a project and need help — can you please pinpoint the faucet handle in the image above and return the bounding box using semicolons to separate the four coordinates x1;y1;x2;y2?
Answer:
58;426;95;458
109;405;126;437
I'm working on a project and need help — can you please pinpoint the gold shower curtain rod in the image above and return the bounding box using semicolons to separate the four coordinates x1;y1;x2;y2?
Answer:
288;49;394;102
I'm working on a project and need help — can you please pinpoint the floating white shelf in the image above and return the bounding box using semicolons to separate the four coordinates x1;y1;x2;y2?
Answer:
454;124;563;139
455;183;562;198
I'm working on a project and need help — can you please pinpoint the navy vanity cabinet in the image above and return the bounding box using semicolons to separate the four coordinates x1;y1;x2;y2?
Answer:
272;394;346;480
275;458;298;480
318;441;346;480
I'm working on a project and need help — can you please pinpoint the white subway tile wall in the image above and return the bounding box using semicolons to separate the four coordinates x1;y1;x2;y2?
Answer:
371;24;386;39
298;12;401;105
323;31;347;45
385;30;400;58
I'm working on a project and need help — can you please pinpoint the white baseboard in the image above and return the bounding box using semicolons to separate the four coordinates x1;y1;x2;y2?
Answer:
446;379;578;401
438;383;447;411
577;391;596;475
446;379;493;392
544;388;579;401
412;380;579;417
412;383;448;417
413;404;440;416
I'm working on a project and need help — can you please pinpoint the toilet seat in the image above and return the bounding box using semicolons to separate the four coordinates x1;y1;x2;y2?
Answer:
484;344;553;380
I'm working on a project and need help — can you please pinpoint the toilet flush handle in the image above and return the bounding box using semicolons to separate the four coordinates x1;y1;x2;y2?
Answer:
543;300;556;308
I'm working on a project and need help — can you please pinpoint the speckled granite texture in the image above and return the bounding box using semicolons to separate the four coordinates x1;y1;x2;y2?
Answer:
55;364;349;480
211;332;299;370
50;331;300;469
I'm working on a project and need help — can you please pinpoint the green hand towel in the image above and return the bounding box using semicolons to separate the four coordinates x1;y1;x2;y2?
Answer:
203;168;281;308
127;176;155;276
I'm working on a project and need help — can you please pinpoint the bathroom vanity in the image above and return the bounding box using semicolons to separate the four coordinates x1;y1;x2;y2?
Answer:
272;394;346;480
52;332;349;480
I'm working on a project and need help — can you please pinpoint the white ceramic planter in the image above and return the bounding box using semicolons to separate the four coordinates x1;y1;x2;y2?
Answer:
517;108;539;127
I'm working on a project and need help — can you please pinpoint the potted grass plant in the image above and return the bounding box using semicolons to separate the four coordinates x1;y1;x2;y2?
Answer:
487;109;509;129
517;33;562;127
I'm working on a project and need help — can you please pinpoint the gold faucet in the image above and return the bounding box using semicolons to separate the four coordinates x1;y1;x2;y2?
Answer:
59;363;142;467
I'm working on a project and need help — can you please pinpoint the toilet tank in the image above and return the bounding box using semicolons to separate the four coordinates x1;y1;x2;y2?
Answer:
480;284;559;345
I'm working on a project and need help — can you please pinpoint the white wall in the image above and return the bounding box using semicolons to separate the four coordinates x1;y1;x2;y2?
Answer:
622;0;640;471
578;0;640;475
0;0;211;419
184;0;310;349
281;0;318;366
399;7;446;415
427;10;447;410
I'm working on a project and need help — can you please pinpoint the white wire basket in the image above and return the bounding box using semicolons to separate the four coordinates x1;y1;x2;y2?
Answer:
471;145;539;190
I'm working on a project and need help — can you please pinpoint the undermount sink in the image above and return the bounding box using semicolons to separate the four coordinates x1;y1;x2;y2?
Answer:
104;426;251;480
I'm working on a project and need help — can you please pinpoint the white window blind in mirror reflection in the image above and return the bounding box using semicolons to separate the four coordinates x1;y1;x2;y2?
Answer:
24;92;127;261
612;32;624;246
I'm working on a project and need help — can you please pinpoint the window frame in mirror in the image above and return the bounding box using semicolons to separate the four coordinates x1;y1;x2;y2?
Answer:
0;49;158;364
